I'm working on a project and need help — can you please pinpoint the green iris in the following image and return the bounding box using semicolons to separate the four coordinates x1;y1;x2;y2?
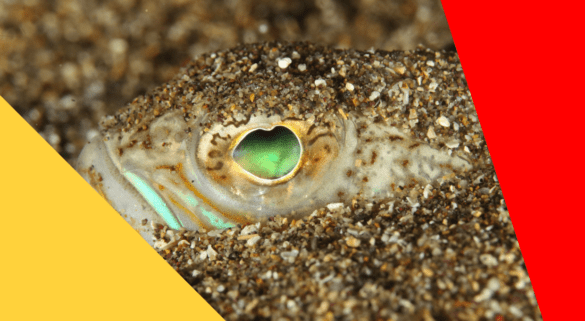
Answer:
232;126;301;180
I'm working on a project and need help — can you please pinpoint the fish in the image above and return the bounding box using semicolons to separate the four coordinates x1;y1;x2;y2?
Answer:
77;42;476;246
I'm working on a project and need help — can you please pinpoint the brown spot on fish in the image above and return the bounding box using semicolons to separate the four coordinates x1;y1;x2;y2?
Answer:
307;123;317;136
389;135;403;141
307;133;334;146
210;133;230;146
208;150;222;158
408;143;420;149
206;161;224;171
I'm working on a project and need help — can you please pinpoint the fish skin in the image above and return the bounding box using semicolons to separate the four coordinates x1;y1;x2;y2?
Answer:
77;42;482;245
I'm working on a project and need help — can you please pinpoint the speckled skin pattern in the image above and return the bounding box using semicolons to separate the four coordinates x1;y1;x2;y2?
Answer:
77;42;473;245
77;42;540;320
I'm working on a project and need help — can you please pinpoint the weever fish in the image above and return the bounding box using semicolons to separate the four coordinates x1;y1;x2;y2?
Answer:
77;42;476;247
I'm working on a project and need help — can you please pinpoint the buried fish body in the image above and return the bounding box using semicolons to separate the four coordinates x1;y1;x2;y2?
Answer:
77;42;477;246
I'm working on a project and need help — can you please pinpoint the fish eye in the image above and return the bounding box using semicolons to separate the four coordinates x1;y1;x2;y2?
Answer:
232;126;302;181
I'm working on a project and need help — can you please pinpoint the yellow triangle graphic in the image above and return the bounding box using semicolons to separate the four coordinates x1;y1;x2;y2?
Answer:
0;96;224;320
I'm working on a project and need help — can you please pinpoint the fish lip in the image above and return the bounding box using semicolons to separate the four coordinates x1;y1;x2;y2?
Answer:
76;135;164;246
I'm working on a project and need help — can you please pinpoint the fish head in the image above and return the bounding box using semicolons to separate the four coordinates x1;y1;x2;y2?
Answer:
77;43;473;245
